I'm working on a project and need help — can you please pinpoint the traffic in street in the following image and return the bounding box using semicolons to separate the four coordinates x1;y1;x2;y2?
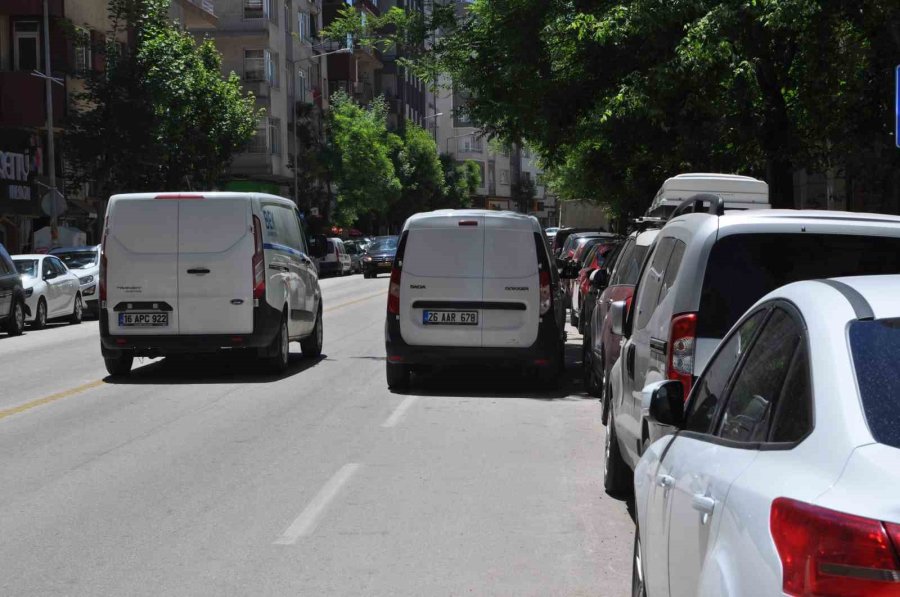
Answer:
0;273;633;596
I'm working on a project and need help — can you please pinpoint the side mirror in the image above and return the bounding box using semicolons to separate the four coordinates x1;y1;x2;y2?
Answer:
308;234;328;259
590;269;609;290
556;257;567;271
44;270;57;281
610;300;627;336
643;380;685;428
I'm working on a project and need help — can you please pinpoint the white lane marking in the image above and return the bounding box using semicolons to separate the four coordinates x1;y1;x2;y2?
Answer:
381;396;419;428
273;463;361;545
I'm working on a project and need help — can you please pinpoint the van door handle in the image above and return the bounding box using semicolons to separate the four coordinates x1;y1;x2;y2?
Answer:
186;268;210;275
691;494;716;516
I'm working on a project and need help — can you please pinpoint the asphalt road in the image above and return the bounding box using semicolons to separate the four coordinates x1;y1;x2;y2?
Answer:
0;274;634;596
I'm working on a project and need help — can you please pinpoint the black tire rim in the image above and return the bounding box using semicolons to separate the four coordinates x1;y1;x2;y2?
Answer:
37;301;46;326
74;296;83;320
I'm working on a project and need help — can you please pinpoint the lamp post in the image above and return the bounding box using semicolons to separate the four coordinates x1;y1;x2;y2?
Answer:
422;112;443;142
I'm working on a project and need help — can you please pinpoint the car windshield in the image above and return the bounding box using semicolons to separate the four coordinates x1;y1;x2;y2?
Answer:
54;251;98;269
849;318;900;449
368;238;398;253
698;233;900;338
13;259;38;277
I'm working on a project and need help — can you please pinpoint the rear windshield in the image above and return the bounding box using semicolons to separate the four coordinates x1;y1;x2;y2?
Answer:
327;242;335;255
368;238;398;253
13;259;38;277
698;234;900;338
849;319;900;449
54;251;98;269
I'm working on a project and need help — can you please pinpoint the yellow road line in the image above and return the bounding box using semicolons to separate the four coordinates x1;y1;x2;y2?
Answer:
324;290;385;313
0;379;106;422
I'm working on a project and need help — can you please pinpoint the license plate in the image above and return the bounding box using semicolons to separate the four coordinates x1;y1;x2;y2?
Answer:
423;310;478;326
119;312;168;327
378;261;392;268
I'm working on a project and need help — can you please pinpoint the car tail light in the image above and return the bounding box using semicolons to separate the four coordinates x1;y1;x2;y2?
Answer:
771;498;900;596
252;215;265;300
539;270;552;315
99;218;108;303
667;312;697;397
387;232;408;316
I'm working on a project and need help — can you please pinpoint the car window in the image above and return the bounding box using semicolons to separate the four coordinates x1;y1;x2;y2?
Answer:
717;308;803;443
685;309;766;434
769;342;812;443
657;240;686;306
607;240;633;285
368;238;398;253
294;210;309;254
52;257;68;275
55;251;98;269
262;204;303;252
849;318;900;449
42;259;53;278
13;259;38;277
634;237;675;330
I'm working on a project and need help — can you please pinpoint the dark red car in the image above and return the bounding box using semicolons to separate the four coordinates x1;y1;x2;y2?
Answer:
571;240;621;332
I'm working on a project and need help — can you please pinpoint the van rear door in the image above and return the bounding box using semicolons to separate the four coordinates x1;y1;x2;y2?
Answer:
177;196;254;335
105;196;180;335
400;214;484;347
482;215;540;348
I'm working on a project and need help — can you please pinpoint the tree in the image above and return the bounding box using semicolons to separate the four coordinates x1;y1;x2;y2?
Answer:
66;0;260;195
440;156;482;209
389;122;446;222
326;91;402;227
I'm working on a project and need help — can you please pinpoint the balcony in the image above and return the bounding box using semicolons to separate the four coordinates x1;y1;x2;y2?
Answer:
173;0;217;29
0;71;66;129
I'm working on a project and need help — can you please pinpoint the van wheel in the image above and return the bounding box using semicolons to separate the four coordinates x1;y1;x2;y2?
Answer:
32;298;47;329
300;307;323;357
569;306;578;328
604;406;634;498
70;294;84;325
104;353;133;377
267;314;290;373
386;362;410;390
5;300;26;336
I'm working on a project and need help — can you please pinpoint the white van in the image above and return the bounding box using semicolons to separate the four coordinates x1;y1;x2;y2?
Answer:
647;173;769;219
99;192;324;376
384;210;567;389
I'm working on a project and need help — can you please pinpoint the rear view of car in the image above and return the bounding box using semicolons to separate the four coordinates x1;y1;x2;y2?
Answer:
384;210;565;390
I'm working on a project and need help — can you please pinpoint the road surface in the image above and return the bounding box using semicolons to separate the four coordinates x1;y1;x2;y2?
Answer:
0;274;634;596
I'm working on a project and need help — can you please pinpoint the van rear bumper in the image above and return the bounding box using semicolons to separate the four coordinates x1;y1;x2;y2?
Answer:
99;303;282;358
384;314;562;367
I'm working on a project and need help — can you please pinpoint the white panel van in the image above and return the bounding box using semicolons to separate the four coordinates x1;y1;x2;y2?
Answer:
647;173;769;219
99;192;324;376
384;210;567;390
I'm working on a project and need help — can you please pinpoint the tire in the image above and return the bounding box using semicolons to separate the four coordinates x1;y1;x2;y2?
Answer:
5;299;25;336
632;525;647;597
31;298;47;329
604;406;633;497
104;353;133;377
601;377;611;426
69;293;83;325
363;271;371;279
584;337;602;398
386;361;410;390
266;314;290;374
577;305;586;334
569;305;578;327
300;306;323;357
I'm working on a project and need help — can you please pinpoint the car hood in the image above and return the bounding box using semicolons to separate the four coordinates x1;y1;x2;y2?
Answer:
366;251;397;258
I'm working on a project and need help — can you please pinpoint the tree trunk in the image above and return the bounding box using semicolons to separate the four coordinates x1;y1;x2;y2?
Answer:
766;156;794;209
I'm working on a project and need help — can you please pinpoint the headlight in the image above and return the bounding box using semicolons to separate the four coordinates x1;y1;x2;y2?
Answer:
24;288;33;298
363;256;373;262
83;285;96;296
79;275;94;285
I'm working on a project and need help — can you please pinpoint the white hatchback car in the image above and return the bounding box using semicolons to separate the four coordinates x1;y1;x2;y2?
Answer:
12;254;84;328
632;275;900;597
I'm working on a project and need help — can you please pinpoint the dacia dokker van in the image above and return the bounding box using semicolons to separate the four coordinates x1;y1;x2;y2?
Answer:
384;210;566;390
99;192;324;376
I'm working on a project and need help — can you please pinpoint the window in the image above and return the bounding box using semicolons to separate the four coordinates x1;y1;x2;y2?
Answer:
499;170;510;185
247;122;267;153
267;51;279;87
718;308;804;443
51;257;68;275
268;118;281;155
261;204;302;251
461;135;482;153
298;12;312;43
14;21;40;72
536;174;545;187
244;0;267;19
770;343;812;443
244;49;265;81
41;258;53;279
634;237;674;330
684;309;766;434
608;239;636;287
657;240;686;306
849;318;900;449
297;66;308;100
74;28;91;76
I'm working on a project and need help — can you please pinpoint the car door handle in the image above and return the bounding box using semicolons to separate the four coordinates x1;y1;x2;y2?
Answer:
656;474;675;489
269;264;290;272
186;268;210;275
691;494;716;515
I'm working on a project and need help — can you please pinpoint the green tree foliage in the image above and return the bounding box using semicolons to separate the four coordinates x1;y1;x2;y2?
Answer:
440;156;482;209
66;0;260;195
389;122;446;222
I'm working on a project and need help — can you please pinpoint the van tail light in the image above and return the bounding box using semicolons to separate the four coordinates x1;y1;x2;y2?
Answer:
252;215;265;300
667;312;697;397
387;232;408;316
539;270;552;315
771;498;900;596
99;217;108;303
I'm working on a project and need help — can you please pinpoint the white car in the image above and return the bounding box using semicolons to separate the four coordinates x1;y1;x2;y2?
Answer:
632;275;900;597
12;254;84;328
50;245;101;316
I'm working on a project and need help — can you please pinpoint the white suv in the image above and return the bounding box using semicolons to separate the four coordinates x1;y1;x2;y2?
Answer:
99;192;324;376
604;198;900;495
384;210;566;390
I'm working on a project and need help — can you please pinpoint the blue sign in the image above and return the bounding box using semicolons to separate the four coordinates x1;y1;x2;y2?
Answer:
896;65;900;148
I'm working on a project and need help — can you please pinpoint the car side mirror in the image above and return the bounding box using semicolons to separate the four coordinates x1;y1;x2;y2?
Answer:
556;257;566;271
610;300;627;336
44;270;57;281
644;380;685;428
590;269;609;290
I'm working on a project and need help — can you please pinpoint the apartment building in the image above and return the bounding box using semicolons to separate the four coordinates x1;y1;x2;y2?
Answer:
206;0;328;202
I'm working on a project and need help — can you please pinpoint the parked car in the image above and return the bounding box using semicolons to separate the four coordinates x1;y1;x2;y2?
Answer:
552;227;605;259
362;236;399;278
583;227;660;415
343;241;365;273
633;275;900;597
50;245;101;317
559;233;618;310
99;192;324;377
12;254;83;329
384;210;566;390
319;238;352;277
567;238;621;331
0;242;28;336
604;200;900;497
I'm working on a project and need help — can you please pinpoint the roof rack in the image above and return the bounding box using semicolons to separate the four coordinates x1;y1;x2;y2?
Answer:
670;193;725;219
629;216;667;231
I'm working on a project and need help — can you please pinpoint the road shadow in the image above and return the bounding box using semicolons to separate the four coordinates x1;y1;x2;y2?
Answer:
104;352;326;385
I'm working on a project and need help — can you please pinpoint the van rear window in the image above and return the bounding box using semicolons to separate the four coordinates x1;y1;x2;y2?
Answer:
698;233;900;338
